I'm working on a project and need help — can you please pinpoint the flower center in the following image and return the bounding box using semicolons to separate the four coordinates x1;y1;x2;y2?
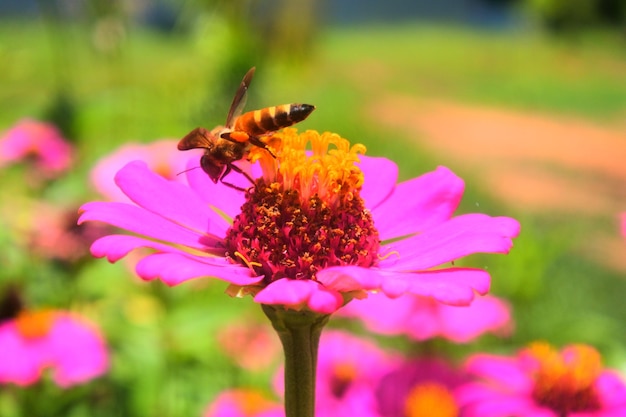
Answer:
404;382;459;417
15;309;56;339
225;129;380;283
525;342;602;414
330;362;358;398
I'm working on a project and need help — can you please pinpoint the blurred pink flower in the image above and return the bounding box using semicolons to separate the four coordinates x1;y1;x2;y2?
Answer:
275;330;397;417
315;331;397;417
90;139;192;201
457;342;626;417
0;118;73;177
339;293;512;343
376;357;467;417
0;309;109;388
32;202;110;264
216;320;281;372
204;389;284;417
0;198;110;265
620;213;626;238
78;129;520;314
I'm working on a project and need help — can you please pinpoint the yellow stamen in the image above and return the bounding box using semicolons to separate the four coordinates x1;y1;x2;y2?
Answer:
248;128;366;205
378;250;400;261
233;251;262;271
525;341;602;412
526;342;602;389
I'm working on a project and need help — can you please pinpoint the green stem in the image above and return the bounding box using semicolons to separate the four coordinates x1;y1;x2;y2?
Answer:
262;304;330;417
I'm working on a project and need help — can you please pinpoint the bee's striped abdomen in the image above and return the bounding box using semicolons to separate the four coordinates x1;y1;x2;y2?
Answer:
235;104;315;136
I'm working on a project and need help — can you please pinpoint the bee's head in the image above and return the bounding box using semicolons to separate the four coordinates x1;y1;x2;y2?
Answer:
200;154;225;183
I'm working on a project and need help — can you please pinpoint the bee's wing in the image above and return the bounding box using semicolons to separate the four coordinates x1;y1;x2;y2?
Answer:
178;127;214;150
225;67;255;129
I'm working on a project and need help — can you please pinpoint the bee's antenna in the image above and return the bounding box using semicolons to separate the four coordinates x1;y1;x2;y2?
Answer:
176;166;201;176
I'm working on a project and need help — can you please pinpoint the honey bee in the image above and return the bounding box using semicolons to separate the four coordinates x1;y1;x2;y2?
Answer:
178;67;315;190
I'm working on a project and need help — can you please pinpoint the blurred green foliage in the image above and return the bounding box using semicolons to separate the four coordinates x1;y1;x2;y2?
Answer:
1;9;625;417
525;0;626;32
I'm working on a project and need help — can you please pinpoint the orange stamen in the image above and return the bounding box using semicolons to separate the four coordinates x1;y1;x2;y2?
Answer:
404;382;459;417
15;309;57;339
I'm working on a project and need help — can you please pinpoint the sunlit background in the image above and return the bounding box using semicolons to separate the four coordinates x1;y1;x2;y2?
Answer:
1;0;625;415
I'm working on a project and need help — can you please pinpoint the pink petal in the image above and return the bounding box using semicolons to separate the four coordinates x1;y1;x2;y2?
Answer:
90;140;191;202
402;268;491;304
47;314;109;387
0;313;108;388
114;160;229;236
317;266;490;305
464;354;531;391
0;322;43;386
89;234;223;263
253;279;343;314
373;166;464;241
595;410;626;417
340;293;511;342
459;388;553;417
595;371;626;407
185;157;249;218
135;252;263;286
203;389;284;417
340;292;415;334
79;201;220;250
0;119;73;174
436;295;512;342
380;214;520;270
358;156;398;210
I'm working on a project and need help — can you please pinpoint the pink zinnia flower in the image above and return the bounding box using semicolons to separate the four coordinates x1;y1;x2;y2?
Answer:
203;389;284;417
457;342;626;417
376;357;467;417
0;309;109;387
78;129;520;314
90;139;192;201
0;118;73;177
339;293;512;343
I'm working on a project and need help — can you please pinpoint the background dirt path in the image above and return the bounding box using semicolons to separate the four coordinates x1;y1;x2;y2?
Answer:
369;96;626;271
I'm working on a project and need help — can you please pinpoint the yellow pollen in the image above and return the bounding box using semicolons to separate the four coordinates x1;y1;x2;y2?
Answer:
248;128;366;205
15;309;57;339
233;251;262;271
404;382;459;417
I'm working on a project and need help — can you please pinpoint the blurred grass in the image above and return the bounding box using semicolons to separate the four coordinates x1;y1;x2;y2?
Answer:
1;16;626;416
319;25;626;119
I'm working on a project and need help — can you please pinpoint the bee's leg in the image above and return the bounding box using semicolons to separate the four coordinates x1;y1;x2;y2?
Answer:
219;180;248;192
221;132;276;159
221;131;250;143
227;163;255;185
247;136;276;158
219;163;255;191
